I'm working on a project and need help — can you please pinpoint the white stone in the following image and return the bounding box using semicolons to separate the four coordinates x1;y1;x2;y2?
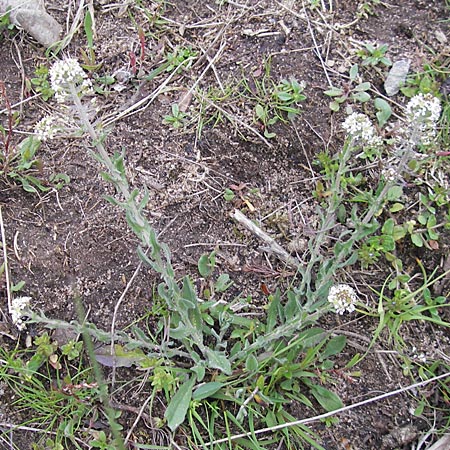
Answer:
384;59;410;96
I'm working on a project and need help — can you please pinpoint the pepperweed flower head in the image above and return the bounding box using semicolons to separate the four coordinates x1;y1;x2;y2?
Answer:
342;113;382;148
50;58;92;103
11;296;32;330
328;284;357;315
34;115;59;141
405;93;441;146
381;167;398;182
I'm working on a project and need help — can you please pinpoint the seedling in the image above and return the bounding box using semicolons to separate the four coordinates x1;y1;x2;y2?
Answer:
29;65;55;101
357;42;391;67
400;65;440;97
146;46;197;81
252;76;306;138
324;64;371;111
163;103;186;129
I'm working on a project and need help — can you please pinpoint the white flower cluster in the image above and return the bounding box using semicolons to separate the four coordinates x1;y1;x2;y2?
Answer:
328;284;357;315
34;116;58;141
404;93;442;146
50;58;92;103
342;113;382;147
11;296;31;330
381;167;398;182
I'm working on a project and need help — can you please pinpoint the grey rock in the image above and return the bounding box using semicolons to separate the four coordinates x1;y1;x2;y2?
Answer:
0;0;62;47
384;59;411;96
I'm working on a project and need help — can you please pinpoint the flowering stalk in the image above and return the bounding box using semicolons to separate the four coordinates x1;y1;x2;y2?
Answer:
303;95;442;314
44;59;230;374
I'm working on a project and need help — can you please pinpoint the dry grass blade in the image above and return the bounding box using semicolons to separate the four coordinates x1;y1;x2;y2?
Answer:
0;206;12;315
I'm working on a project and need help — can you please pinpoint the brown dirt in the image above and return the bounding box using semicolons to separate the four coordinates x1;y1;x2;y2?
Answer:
0;0;449;449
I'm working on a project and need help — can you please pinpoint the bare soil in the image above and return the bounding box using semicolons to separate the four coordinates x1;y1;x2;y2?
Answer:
0;0;449;449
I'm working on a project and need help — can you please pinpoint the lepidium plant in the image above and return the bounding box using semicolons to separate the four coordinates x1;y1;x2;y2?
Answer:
17;56;447;447
21;57;355;446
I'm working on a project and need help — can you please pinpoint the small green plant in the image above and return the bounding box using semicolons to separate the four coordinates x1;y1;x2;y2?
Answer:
324;64;371;111
29;65;55;101
357;0;382;17
89;430;117;450
251;75;307;138
146;46;197;81
163;103;186;129
1;134;69;193
0;9;16;40
361;264;450;352
357;42;391;67
400;64;441;98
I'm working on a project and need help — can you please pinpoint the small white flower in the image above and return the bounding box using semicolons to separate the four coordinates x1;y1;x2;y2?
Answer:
381;167;398;182
404;93;441;146
34;115;59;141
328;284;357;314
342;113;382;147
11;296;32;330
50;58;92;103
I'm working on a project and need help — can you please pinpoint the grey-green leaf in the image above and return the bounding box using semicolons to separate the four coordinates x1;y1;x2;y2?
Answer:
205;348;232;375
349;64;359;81
245;353;259;373
198;252;215;278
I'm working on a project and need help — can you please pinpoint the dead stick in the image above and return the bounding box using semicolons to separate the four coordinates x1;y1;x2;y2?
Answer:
232;209;301;269
0;207;12;314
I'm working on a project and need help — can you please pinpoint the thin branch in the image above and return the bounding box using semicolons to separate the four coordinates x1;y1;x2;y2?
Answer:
232;209;301;269
0;207;12;314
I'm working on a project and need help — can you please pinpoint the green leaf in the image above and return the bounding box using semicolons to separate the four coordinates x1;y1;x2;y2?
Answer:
192;382;224;400
354;82;371;92
389;203;404;213
84;10;94;49
245;353;259;372
298;328;326;348
351;91;371;102
19;136;40;161
94;344;150;368
263;129;276;139
198;251;215;278
276;92;293;102
411;233;423;247
324;87;343;97
381;218;395;235
321;336;346;360
308;384;343;411
191;364;205;382
205;348;232;375
266;290;281;333
224;188;235;201
329;101;340;112
349;64;359;81
164;376;196;431
374;97;392;128
215;273;233;292
392;225;406;241
11;280;25;292
386;185;403;202
255;104;266;121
